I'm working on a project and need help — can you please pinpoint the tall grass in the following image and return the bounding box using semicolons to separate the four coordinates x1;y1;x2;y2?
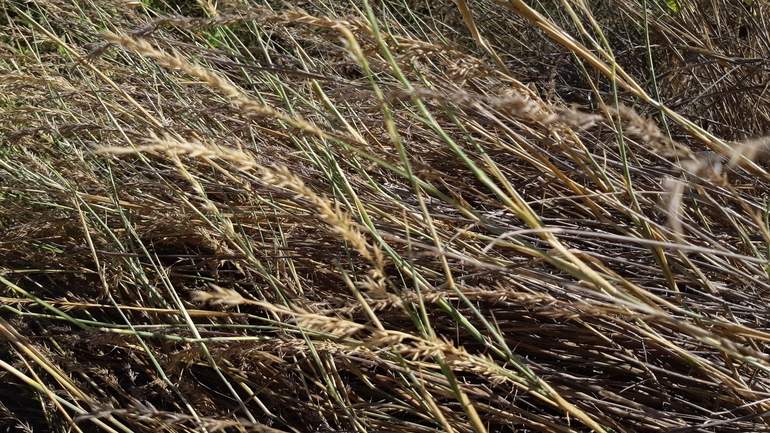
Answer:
2;0;770;431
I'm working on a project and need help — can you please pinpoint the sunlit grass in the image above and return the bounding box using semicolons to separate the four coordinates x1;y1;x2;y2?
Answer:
2;0;770;432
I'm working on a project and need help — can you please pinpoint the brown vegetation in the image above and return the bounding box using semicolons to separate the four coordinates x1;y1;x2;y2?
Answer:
3;0;770;431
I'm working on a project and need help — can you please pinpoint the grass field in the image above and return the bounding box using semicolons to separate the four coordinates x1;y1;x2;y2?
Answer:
3;0;770;431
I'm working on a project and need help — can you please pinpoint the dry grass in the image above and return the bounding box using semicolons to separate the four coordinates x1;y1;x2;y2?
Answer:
3;0;770;431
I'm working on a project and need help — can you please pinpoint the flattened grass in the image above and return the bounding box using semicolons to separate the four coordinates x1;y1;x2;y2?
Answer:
3;0;770;431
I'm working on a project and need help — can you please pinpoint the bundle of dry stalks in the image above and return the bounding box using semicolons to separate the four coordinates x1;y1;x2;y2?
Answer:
3;0;770;432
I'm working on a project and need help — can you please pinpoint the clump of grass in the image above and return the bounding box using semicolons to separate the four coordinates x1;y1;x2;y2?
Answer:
3;0;770;432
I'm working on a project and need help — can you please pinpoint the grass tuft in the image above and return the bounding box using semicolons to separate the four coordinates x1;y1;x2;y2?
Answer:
3;0;770;431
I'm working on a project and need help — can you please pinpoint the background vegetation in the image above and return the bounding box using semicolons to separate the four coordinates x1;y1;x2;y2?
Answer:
3;0;770;431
